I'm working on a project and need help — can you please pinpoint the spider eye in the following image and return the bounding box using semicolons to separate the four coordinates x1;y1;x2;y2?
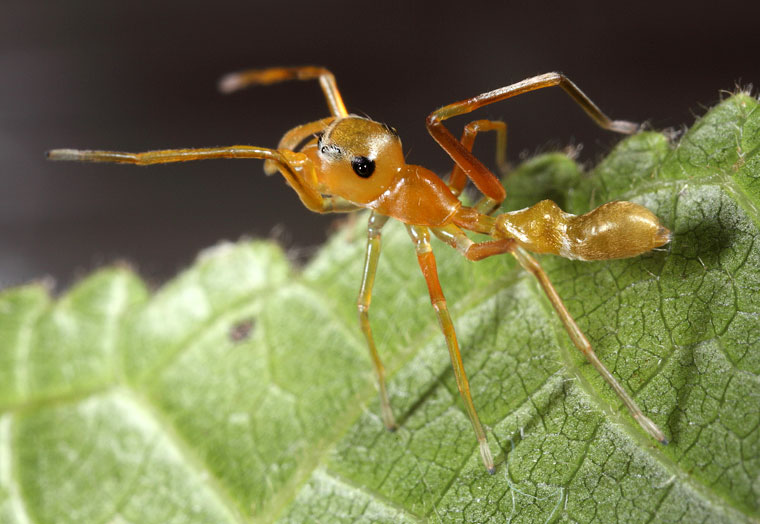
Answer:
319;142;341;156
351;156;375;178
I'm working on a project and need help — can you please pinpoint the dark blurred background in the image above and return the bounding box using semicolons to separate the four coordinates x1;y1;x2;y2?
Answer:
2;0;758;290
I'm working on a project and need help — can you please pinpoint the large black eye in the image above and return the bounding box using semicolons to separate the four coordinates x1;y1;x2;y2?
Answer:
351;156;375;178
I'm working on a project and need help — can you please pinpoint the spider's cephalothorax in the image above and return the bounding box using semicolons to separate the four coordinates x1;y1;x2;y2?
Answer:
309;116;405;204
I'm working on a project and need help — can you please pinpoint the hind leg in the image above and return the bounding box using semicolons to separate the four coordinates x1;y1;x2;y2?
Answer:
511;247;667;444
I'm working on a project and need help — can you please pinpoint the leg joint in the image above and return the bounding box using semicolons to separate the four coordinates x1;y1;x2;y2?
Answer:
432;299;448;313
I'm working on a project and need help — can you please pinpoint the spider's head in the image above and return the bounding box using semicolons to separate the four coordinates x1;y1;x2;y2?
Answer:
312;116;405;204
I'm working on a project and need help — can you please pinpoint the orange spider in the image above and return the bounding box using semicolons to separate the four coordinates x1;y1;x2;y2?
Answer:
48;66;670;473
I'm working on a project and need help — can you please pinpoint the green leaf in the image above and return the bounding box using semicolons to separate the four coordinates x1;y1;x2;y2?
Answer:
2;94;759;523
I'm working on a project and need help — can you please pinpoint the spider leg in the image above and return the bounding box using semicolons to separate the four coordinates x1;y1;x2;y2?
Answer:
432;222;667;443
218;65;349;118
46;145;359;214
448;119;508;215
427;72;638;206
357;212;396;430
407;224;495;473
431;223;516;261
264;117;336;175
511;247;668;444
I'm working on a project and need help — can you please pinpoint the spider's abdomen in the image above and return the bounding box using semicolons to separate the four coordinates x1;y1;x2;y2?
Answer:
492;200;671;261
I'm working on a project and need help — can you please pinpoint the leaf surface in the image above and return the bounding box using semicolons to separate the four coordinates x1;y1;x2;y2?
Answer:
1;94;759;523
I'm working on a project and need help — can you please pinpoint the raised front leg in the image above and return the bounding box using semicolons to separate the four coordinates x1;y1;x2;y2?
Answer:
356;212;396;430
218;65;349;118
407;224;495;473
427;72;639;205
45;145;351;214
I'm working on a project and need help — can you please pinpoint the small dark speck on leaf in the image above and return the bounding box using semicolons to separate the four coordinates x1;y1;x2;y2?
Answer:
229;319;255;343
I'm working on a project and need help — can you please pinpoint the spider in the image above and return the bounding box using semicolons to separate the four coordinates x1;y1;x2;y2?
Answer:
48;66;670;473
